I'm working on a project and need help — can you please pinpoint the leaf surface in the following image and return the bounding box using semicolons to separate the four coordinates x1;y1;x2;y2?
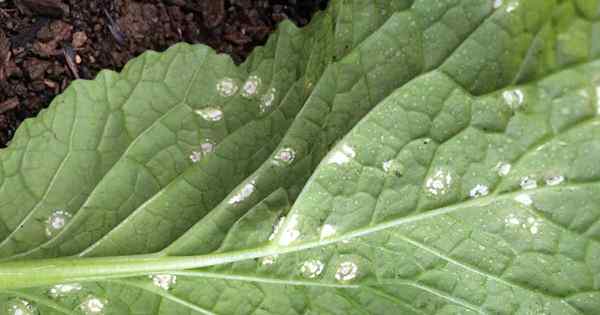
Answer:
1;0;600;314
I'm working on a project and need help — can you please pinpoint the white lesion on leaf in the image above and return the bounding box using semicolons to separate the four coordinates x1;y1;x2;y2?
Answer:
195;107;224;122
278;214;301;246
425;168;453;196
242;75;262;98
79;296;107;315
6;298;36;315
149;274;177;291
228;180;256;205
216;77;239;97
325;144;356;166
48;283;83;298
45;210;72;238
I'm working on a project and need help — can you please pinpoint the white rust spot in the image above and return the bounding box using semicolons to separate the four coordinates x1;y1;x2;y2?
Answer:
320;224;337;239
495;162;512;177
326;144;355;165
260;88;277;113
274;147;296;164
506;1;519;12
514;193;533;206
279;214;300;246
216;77;238;97
79;296;107;315
48;283;83;298
545;175;564;186
382;159;404;176
46;210;72;238
527;217;541;234
195;107;223;122
505;213;521;226
469;184;489;198
242;75;262;97
6;298;36;315
189;140;216;163
502;89;524;109
425;169;453;196
228;180;256;204
150;274;177;291
520;176;537;190
335;261;358;281
261;255;277;266
301;260;325;279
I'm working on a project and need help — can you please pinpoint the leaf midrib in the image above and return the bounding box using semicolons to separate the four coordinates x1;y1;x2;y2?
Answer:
0;180;596;290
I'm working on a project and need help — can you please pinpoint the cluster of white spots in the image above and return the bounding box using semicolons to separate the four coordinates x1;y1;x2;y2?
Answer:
469;184;490;198
514;193;533;206
320;224;337;239
261;255;277;266
527;217;541;234
506;1;519;12
274;147;296;164
242;75;262;97
260;88;277;113
45;210;72;238
505;214;541;234
149;274;177;290
335;261;358;281
48;283;83;298
493;0;503;9
278;214;301;246
228;180;256;205
326;144;356;165
79;296;106;315
495;162;512;177
341;144;356;158
545;175;565;186
425;169;453;196
502;89;524;110
216;77;238;97
382;160;394;173
189;152;203;163
195;107;223;122
382;159;405;176
189;140;216;163
300;260;325;279
6;299;36;315
504;213;521;226
520;176;538;190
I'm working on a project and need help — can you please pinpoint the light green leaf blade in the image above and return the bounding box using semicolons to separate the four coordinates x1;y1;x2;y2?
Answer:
1;0;600;315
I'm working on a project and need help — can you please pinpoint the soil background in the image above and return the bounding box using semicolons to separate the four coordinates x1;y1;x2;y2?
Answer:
0;0;328;147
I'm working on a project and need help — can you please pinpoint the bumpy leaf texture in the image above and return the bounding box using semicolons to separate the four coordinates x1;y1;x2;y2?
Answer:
1;0;600;314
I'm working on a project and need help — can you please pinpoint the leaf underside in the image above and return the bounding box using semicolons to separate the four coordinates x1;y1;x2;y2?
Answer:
1;0;600;314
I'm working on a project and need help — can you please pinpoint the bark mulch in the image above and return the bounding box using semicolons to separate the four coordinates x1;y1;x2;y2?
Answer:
0;0;328;147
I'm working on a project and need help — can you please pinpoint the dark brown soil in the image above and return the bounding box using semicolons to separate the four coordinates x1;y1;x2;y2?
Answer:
0;0;328;147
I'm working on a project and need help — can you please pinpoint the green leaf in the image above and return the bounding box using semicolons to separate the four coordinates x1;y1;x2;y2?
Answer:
1;0;600;314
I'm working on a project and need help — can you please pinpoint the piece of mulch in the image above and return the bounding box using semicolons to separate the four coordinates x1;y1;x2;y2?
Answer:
0;0;329;147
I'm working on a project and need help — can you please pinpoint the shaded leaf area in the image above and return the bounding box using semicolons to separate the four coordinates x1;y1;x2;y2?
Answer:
1;0;600;314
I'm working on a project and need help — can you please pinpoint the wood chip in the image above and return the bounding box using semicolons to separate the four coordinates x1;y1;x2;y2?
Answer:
62;46;79;79
0;97;19;114
16;0;68;17
72;31;87;48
